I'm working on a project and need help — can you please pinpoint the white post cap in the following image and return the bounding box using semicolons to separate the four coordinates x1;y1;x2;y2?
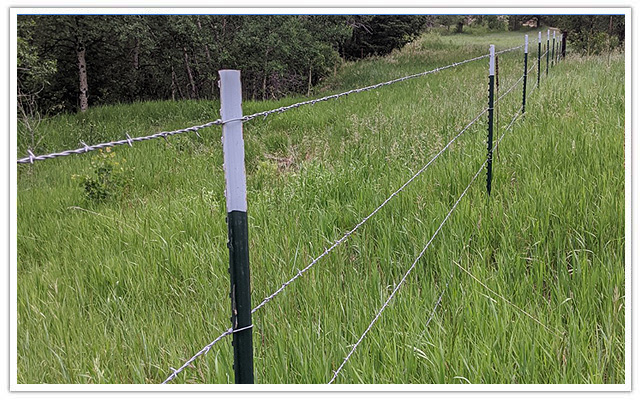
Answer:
539;31;542;42
525;35;529;53
489;45;495;75
219;69;248;213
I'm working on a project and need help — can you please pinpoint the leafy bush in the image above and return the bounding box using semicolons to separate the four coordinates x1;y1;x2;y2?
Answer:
72;147;134;202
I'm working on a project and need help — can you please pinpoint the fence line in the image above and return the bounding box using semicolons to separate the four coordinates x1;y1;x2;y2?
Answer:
328;78;541;383
17;45;524;166
16;31;561;384
162;105;488;384
251;56;525;316
162;41;539;383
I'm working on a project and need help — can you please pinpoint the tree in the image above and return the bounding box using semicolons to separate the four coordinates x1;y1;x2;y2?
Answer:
16;15;424;113
545;15;624;55
342;15;426;59
17;17;57;151
26;15;120;113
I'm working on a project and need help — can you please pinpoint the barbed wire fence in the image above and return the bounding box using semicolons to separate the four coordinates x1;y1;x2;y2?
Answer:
16;34;566;384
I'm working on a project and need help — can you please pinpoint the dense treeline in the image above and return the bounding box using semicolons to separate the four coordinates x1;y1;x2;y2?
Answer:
17;14;624;119
17;15;429;116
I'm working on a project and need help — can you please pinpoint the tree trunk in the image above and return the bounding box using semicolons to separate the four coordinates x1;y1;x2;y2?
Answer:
197;17;215;98
77;43;89;112
132;38;140;70
307;65;312;96
171;64;185;101
183;47;197;99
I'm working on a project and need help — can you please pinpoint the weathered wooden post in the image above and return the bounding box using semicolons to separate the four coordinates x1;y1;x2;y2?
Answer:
219;69;254;384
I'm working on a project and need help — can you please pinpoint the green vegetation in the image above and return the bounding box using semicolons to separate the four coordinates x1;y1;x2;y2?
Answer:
16;29;624;384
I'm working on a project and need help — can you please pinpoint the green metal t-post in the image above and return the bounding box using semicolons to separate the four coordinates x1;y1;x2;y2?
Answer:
522;35;528;114
546;30;550;75
486;45;495;197
220;70;254;384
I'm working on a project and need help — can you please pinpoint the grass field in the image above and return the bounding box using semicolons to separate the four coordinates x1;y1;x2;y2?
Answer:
16;28;625;384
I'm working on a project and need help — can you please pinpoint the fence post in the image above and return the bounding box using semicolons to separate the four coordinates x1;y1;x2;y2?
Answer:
486;45;495;196
537;32;541;87
495;52;500;157
219;69;254;384
551;31;556;67
557;35;562;63
522;35;528;114
546;30;550;75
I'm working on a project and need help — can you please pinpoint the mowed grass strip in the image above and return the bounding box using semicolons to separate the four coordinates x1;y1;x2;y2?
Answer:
16;29;624;384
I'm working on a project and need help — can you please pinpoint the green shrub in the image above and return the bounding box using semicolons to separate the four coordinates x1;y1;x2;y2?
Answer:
72;147;134;202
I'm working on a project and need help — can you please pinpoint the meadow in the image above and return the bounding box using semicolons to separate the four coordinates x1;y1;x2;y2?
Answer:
16;28;625;384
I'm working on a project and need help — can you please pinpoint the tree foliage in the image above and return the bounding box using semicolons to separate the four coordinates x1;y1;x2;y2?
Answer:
544;15;624;55
17;15;354;112
341;15;427;59
17;14;624;116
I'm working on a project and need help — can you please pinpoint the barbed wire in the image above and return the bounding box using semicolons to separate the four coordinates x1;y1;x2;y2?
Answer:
18;45;525;166
251;106;488;314
241;45;524;124
496;44;525;56
528;79;539;98
328;81;543;383
17;120;223;164
161;55;532;382
16;40;531;382
162;323;254;384
160;105;488;384
455;260;563;338
418;234;474;342
328;149;489;384
162;328;232;384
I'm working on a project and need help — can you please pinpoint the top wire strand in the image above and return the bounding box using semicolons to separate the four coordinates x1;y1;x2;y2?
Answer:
17;45;523;166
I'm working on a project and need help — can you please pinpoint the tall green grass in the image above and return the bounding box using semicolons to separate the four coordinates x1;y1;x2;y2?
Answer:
16;30;624;384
